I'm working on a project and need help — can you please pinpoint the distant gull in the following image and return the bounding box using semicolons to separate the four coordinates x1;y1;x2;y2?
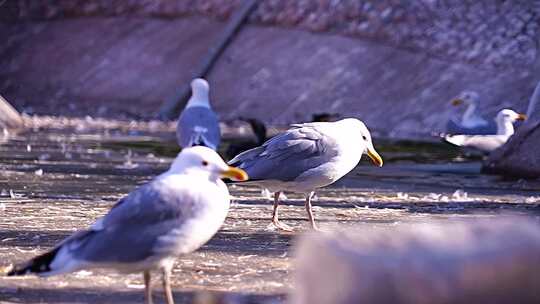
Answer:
311;112;341;122
225;118;268;159
7;146;248;304
526;80;540;119
229;118;383;231
444;109;526;152
446;91;497;135
176;78;221;150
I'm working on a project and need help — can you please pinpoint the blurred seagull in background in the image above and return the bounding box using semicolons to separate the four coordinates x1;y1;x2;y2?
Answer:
229;118;383;231
225;117;268;159
444;109;526;152
7;146;248;304
446;91;498;135
176;78;221;150
526;80;540;119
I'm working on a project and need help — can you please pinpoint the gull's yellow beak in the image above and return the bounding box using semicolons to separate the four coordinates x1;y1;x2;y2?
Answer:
451;99;463;106
367;147;383;167
516;113;527;121
221;166;248;181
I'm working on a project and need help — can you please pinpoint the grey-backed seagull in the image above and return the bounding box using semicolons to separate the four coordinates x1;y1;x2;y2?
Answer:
446;91;497;135
7;146;248;304
444;109;526;152
229;118;383;231
176;78;221;150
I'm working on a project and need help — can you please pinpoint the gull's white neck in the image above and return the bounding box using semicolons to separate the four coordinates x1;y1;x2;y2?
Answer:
496;118;515;136
186;90;210;109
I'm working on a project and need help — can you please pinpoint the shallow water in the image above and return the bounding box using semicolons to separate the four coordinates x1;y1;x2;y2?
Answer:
0;127;539;303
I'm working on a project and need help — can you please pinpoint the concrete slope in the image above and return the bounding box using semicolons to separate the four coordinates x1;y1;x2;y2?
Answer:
1;17;539;138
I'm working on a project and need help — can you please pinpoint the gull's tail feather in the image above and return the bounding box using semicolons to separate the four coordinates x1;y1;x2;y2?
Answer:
7;247;61;276
188;129;217;151
8;231;92;277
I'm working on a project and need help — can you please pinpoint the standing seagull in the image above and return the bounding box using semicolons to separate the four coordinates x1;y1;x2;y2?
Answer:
7;146;248;304
176;78;221;150
446;91;497;135
229;118;383;231
444;109;527;152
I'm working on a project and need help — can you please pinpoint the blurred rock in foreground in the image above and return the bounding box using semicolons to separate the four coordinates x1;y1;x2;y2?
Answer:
483;121;540;178
292;219;540;304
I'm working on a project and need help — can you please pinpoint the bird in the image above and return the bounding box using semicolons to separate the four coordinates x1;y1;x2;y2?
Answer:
176;78;221;150
228;118;383;231
444;109;527;152
7;146;248;304
311;112;341;122
225;118;268;160
526;80;540;119
446;91;498;135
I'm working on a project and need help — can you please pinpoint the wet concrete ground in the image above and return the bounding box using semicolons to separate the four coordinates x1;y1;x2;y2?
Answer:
0;123;539;303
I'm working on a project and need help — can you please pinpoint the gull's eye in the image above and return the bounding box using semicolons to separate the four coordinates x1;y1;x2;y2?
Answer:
362;135;367;141
201;160;209;166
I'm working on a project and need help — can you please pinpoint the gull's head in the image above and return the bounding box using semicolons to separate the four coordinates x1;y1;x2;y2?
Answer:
341;118;383;167
451;91;479;106
191;78;209;93
496;109;527;123
187;78;211;108
169;146;248;181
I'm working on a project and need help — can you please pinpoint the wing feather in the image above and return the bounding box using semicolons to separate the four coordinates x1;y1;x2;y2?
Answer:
229;125;338;181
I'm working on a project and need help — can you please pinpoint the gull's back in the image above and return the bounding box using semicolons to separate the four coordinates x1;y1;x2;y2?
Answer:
177;106;221;151
13;172;230;276
229;122;340;182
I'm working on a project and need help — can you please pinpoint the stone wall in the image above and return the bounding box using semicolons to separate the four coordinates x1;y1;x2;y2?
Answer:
3;0;540;70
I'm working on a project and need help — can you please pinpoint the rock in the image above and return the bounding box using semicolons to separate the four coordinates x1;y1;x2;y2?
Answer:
292;219;540;304
0;95;24;130
483;121;540;178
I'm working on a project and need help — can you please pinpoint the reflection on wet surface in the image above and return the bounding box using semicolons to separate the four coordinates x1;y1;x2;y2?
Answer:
0;127;539;303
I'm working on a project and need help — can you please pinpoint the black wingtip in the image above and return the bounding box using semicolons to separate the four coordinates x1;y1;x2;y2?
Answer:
7;247;60;276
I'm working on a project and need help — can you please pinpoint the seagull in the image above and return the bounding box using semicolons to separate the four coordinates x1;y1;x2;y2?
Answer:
446;91;497;135
225;118;268;160
444;109;527;152
228;118;383;231
7;146;248;304
176;78;221;150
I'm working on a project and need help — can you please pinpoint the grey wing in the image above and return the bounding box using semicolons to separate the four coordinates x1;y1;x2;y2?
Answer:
177;106;221;150
446;119;497;135
65;183;191;263
229;126;338;181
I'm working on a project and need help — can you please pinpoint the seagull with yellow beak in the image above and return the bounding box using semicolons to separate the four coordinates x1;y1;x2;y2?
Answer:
229;118;383;231
446;91;498;135
7;146;248;304
445;109;527;152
